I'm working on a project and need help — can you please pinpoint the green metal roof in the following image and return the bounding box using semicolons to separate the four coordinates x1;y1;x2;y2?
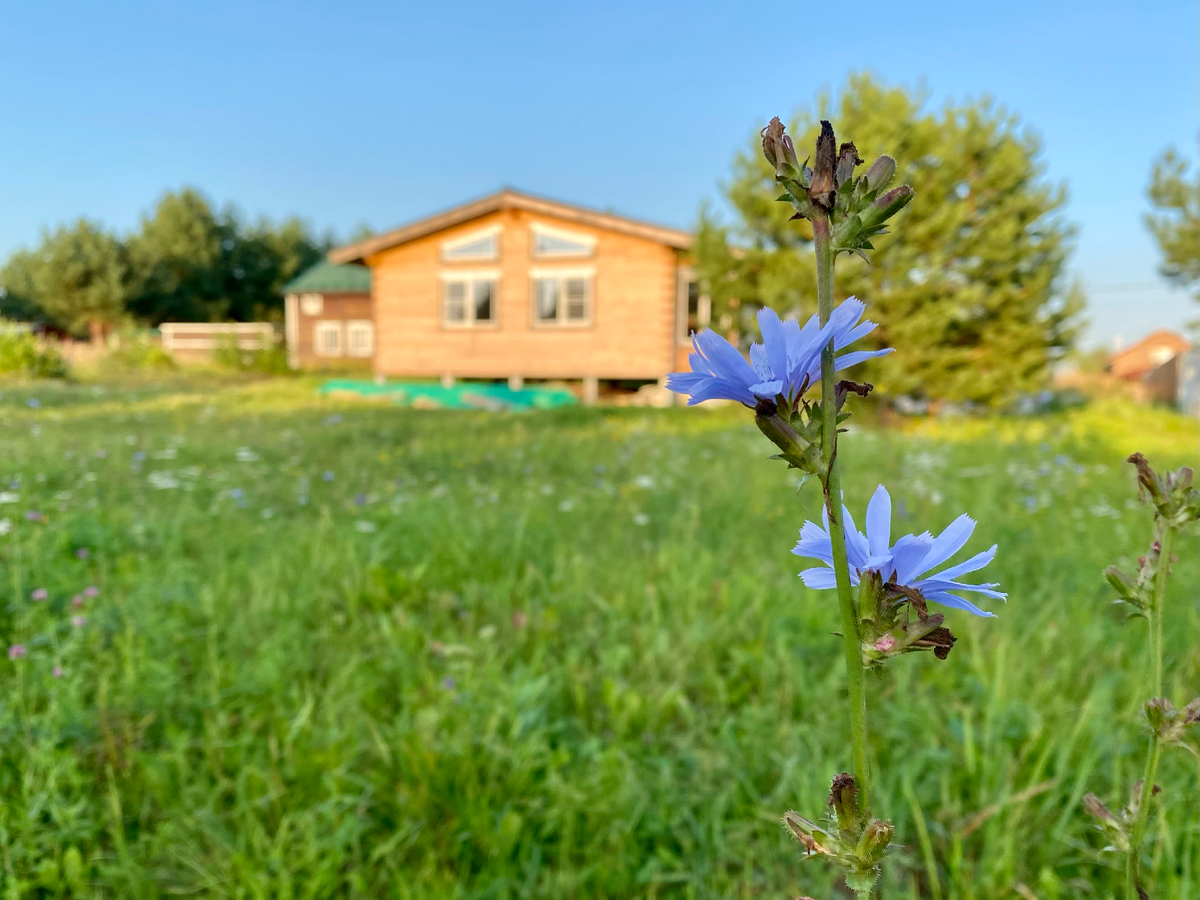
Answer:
283;261;371;294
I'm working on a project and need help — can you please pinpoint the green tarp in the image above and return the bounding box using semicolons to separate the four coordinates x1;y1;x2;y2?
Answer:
319;379;577;411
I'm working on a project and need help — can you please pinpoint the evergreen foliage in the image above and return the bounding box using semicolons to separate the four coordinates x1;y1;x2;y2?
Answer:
1144;147;1199;301
696;74;1082;405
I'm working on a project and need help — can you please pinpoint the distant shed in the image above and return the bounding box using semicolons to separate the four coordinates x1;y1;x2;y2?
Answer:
283;262;373;370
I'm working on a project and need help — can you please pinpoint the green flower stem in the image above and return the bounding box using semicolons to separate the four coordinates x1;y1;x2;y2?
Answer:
1125;524;1174;900
813;213;871;817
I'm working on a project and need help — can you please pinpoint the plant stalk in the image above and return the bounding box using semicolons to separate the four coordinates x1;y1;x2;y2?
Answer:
1125;524;1174;900
813;213;871;815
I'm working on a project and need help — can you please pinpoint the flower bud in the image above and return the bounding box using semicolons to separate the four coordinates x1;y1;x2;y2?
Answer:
829;772;861;834
782;810;830;855
855;819;894;863
761;117;800;177
835;142;862;187
1145;697;1175;734
808;121;838;212
863;155;896;192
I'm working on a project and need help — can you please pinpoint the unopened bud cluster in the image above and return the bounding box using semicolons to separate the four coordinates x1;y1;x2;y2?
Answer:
1083;780;1161;854
761;117;913;259
1105;454;1200;616
783;773;893;896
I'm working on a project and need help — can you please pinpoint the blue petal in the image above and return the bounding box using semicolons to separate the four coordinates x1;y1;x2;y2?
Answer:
929;545;997;581
749;380;784;399
924;590;998;618
891;533;934;584
799;567;838;590
918;514;976;574
916;578;1007;600
865;485;891;557
833;348;895;372
841;505;870;571
693;329;757;387
758;306;789;388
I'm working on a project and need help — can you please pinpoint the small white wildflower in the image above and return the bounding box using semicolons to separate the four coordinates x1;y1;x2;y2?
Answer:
0;493;20;505
633;513;650;526
0;518;11;536
235;447;259;462
558;498;576;512
354;520;377;533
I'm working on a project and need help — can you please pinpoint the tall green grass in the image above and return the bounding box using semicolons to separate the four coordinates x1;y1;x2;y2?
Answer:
0;381;1195;898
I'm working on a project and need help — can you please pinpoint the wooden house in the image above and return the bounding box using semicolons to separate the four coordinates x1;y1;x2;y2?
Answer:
282;260;373;369
1106;328;1191;381
318;189;702;400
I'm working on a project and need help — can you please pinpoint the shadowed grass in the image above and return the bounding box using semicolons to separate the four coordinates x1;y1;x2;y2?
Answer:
0;380;1195;898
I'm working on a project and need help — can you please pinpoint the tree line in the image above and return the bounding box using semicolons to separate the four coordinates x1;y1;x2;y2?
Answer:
0;189;334;340
1;74;1194;402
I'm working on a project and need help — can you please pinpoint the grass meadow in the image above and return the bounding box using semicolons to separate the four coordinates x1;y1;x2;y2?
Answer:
0;377;1196;899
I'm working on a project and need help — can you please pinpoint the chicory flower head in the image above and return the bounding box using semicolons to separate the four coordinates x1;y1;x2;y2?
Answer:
666;298;892;407
793;485;1005;617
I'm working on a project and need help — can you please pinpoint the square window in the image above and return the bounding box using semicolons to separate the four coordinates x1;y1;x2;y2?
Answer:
346;321;374;357
314;321;343;357
532;273;591;326
443;276;498;327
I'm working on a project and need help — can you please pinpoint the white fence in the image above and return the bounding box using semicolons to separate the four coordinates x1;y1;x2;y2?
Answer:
159;323;277;352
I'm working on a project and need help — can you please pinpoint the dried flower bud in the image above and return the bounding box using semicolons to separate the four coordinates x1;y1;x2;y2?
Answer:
1182;697;1200;726
782;810;830;855
808;121;838;211
863;156;896;192
835;142;862;187
1128;452;1164;504
1082;792;1116;825
829;772;861;833
761;117;800;177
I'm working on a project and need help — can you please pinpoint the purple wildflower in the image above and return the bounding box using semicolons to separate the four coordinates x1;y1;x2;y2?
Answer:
30;588;48;602
83;585;99;598
8;644;26;659
71;615;87;628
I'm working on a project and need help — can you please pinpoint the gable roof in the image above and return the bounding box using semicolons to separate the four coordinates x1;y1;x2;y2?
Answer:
1108;328;1191;366
328;189;692;264
283;261;371;294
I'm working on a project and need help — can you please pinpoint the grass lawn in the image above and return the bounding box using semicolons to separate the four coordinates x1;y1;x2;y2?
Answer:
0;376;1196;899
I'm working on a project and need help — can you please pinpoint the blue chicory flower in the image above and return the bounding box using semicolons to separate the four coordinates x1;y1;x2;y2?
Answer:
793;485;1005;617
666;297;893;407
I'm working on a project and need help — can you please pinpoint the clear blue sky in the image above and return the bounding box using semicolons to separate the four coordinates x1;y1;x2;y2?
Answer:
2;0;1196;348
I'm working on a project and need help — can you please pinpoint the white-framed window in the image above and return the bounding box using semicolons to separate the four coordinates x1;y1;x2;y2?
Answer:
441;226;501;262
677;267;709;343
299;293;324;316
531;269;593;326
441;272;499;327
314;321;343;356
346;320;375;357
530;223;596;259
